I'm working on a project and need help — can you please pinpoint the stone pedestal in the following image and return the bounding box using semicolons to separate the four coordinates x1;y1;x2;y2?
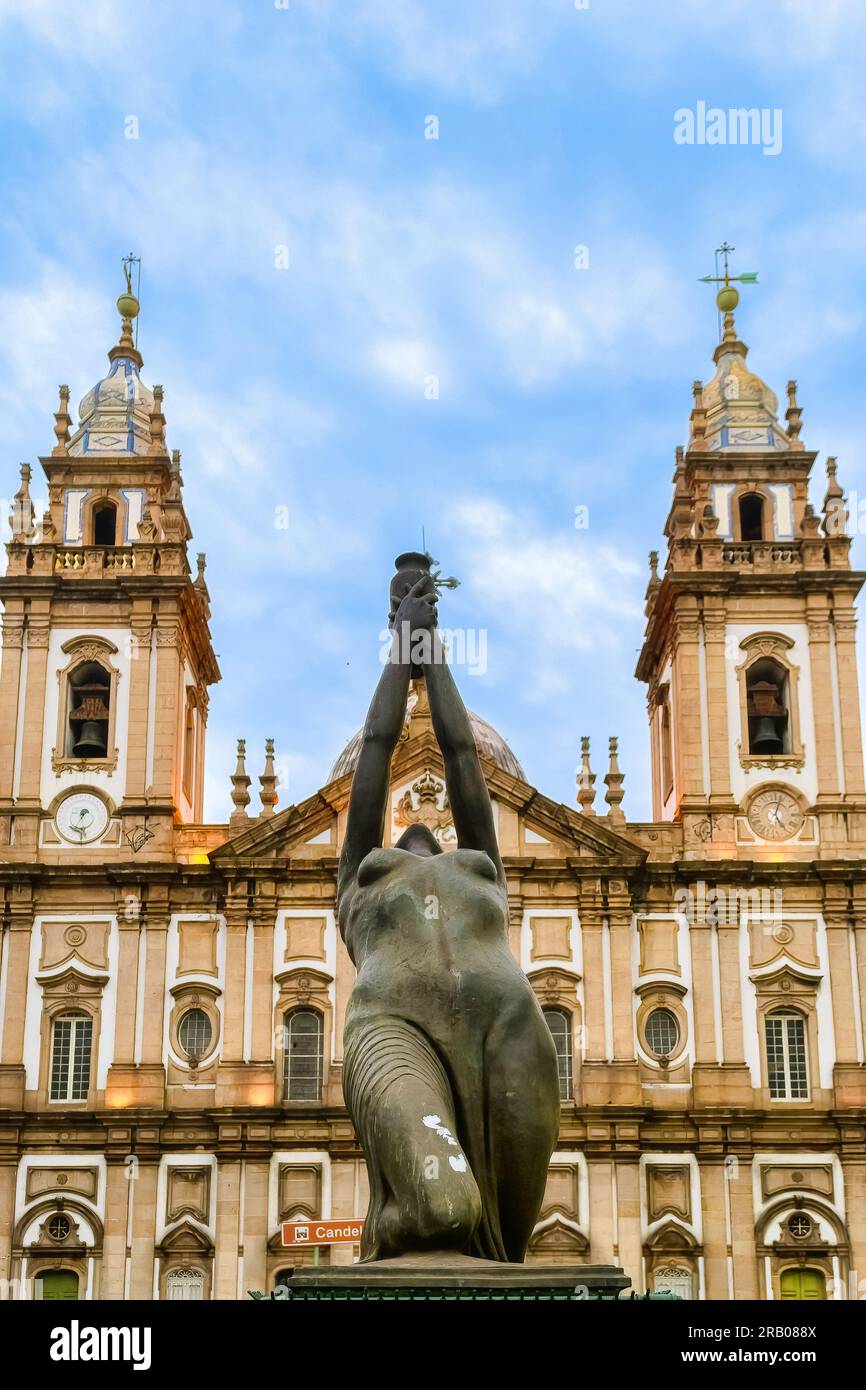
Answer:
284;1251;631;1301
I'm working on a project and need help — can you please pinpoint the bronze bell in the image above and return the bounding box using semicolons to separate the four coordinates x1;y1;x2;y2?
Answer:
72;720;108;757
750;716;784;755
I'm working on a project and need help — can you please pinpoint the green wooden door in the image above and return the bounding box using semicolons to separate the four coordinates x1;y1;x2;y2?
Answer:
779;1268;826;1300
37;1269;79;1300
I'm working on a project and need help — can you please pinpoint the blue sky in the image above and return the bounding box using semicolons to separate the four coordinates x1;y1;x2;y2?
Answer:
2;0;866;823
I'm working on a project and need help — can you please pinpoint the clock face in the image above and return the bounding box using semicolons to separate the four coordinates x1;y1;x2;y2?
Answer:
56;792;110;845
746;788;804;842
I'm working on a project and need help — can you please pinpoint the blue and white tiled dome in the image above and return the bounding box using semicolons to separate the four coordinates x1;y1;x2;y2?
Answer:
68;352;155;457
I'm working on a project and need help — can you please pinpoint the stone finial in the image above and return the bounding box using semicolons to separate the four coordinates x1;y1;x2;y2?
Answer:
667;447;694;540
604;736;626;824
230;738;251;825
10;463;35;542
149;384;167;456
194;553;211;620
785;379;803;443
52;384;72;455
644;550;661;618
690;381;707;445
823;457;847;537
259;738;279;817
576;736;596;815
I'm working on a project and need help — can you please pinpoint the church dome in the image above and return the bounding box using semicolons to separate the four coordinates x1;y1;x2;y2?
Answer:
695;305;789;453
68;356;155;457
328;705;525;782
68;275;155;456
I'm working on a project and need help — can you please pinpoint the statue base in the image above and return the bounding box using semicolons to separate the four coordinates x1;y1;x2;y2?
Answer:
284;1251;631;1301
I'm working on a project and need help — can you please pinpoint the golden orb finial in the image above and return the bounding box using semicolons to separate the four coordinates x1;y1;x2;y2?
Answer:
716;283;739;312
117;252;141;320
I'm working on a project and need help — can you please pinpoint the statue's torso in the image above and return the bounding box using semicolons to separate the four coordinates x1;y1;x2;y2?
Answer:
340;847;536;1042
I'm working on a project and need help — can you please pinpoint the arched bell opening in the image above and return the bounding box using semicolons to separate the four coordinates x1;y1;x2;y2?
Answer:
746;656;790;756
92;502;117;547
738;492;766;542
66;661;111;759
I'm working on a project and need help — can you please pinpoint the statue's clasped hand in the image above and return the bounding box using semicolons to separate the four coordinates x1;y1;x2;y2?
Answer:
391;575;438;634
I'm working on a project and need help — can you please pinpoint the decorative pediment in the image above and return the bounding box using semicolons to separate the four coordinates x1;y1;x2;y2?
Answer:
748;960;822;998
529;1211;589;1254
529;967;582;1004
212;760;645;868
645;1217;700;1252
36;962;109;998
157;1220;214;1258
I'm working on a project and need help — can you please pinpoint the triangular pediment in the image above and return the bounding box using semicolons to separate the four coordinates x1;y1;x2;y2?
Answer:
210;755;645;867
157;1220;213;1256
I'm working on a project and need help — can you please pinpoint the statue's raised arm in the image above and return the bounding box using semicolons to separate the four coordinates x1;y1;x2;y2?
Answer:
421;626;504;883
337;571;438;905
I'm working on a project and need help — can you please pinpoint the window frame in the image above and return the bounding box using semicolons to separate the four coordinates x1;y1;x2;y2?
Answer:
52;636;121;775
765;1009;810;1101
166;1267;205;1301
49;1012;94;1103
737;491;767;543
542;1005;574;1101
735;633;804;772
283;1007;324;1102
645;1006;680;1060
178;1007;214;1063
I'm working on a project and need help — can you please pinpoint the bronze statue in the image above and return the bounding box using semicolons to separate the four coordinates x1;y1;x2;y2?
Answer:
337;554;560;1263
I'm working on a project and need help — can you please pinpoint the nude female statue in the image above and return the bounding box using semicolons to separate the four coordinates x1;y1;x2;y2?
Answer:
337;557;560;1264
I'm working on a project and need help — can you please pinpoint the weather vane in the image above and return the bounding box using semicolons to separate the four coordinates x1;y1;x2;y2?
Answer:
698;242;758;339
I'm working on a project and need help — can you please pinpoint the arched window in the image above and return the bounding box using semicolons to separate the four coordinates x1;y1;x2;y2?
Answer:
49;1012;93;1101
765;1010;809;1099
543;1007;573;1100
645;1007;679;1059
66;660;111;758
92;502;117;546
653;1264;693;1299
283;1008;324;1101
166;1268;204;1301
178;1008;213;1062
739;492;765;542
746;657;790;755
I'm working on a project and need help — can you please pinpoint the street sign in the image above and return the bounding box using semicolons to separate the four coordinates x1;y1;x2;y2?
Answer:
281;1219;365;1247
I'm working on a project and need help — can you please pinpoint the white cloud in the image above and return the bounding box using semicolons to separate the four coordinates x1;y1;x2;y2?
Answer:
448;495;642;699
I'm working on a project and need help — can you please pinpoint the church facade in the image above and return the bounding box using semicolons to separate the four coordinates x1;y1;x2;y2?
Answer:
0;276;864;1301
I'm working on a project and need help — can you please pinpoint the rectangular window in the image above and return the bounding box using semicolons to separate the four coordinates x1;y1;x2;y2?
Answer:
766;1014;809;1100
49;1015;93;1101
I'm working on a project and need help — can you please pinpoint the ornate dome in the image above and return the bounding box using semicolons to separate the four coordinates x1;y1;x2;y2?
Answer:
68;279;155;457
328;695;525;783
696;309;789;453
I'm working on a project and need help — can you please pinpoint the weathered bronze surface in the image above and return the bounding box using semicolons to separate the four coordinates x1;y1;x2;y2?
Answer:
337;556;561;1263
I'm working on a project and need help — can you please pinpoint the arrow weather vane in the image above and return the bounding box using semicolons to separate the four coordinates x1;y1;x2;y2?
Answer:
698;242;758;339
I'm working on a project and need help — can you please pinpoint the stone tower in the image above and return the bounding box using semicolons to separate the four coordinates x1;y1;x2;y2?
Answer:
636;288;866;861
0;271;220;863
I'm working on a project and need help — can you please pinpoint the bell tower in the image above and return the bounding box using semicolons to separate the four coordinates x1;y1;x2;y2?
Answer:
636;252;866;858
0;263;220;859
